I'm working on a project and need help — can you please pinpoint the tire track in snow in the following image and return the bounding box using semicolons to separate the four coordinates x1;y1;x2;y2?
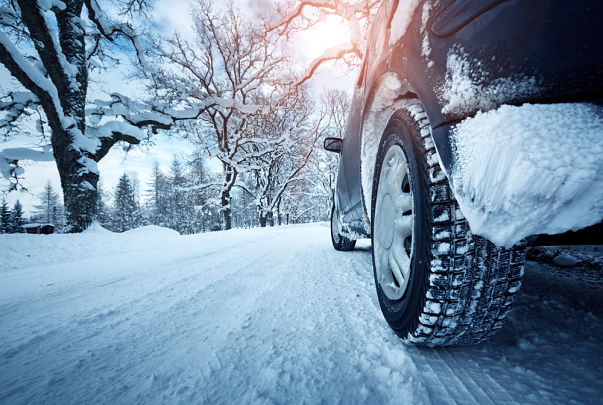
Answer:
191;241;433;404
1;224;601;404
0;233;293;404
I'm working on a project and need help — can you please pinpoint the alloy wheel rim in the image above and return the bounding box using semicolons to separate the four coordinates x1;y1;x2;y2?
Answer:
374;144;414;300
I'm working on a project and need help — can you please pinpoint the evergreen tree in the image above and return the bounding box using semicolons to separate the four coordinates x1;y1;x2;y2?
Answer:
127;172;145;227
10;200;25;233
112;173;140;232
186;154;212;233
0;199;10;233
147;161;169;227
33;181;62;225
167;156;189;233
96;179;111;228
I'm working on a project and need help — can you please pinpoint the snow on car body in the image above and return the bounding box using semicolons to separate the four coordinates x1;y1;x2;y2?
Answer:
325;0;603;346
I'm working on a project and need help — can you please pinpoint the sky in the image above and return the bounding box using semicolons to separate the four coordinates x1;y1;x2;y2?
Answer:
0;0;357;215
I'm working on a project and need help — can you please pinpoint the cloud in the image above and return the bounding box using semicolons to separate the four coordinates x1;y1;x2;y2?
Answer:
152;0;195;39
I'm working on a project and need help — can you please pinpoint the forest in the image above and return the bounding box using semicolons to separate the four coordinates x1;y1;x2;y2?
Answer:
0;0;373;233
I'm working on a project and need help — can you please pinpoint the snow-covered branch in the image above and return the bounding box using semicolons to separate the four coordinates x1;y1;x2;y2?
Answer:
0;145;54;190
296;43;361;86
0;91;39;135
84;0;155;74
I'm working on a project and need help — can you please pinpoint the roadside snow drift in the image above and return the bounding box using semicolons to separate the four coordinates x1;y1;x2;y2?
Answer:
450;103;603;247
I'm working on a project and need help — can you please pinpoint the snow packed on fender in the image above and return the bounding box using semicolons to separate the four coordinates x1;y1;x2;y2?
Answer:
449;102;603;247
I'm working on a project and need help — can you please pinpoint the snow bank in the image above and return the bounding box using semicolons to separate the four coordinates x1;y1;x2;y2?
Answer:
82;221;113;234
0;224;306;272
122;225;180;237
450;103;603;247
0;224;182;271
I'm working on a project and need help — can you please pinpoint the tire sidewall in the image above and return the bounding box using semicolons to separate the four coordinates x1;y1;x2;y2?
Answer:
330;204;342;248
371;115;430;336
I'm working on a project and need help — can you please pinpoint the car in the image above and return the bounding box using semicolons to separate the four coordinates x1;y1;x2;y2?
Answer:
324;0;603;346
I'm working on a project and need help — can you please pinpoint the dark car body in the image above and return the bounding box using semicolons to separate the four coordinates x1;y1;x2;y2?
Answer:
335;0;603;238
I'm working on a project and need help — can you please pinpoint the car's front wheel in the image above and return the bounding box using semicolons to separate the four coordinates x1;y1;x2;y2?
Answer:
371;103;526;346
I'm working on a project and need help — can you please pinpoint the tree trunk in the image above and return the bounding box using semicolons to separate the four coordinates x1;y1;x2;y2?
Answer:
53;134;99;232
220;189;232;230
53;0;95;232
267;211;274;227
259;213;267;228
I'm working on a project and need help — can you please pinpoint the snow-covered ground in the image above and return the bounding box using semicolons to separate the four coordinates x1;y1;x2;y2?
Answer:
1;224;602;404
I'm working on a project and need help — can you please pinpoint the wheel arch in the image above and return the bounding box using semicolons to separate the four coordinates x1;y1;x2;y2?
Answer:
358;72;435;225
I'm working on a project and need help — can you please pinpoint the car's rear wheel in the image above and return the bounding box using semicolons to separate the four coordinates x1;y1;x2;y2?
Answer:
371;103;526;346
331;205;356;251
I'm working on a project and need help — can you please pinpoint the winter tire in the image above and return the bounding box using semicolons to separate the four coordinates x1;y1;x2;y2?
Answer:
331;205;356;251
371;103;526;346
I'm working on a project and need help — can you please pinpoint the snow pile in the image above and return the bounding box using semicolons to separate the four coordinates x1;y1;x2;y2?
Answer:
527;245;603;270
0;224;182;271
450;103;603;247
82;221;114;234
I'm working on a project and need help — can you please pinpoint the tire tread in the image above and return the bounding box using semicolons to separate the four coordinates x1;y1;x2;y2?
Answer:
396;102;526;346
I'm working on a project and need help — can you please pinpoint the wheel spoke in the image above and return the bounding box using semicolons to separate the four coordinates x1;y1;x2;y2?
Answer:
388;252;405;288
395;193;412;213
379;249;389;271
386;153;400;183
392;244;411;279
388;160;405;194
395;215;413;240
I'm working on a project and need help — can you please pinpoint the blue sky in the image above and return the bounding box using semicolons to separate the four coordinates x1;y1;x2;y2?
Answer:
0;0;355;215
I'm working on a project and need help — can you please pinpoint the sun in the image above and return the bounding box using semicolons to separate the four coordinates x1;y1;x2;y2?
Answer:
301;15;351;60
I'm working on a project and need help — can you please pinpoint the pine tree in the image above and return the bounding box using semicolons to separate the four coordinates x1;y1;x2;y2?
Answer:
112;173;140;232
10;200;25;233
33;181;61;225
148;161;169;227
96;179;110;228
126;172;144;228
186;154;211;233
167;156;189;233
0;199;10;233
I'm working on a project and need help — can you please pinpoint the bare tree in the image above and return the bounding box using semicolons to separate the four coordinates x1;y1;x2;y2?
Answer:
0;0;226;232
270;0;382;85
155;0;286;230
278;89;350;223
1;1;151;230
312;89;350;205
238;87;327;227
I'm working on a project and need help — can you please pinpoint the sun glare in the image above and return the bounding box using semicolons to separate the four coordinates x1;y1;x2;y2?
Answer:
302;15;351;60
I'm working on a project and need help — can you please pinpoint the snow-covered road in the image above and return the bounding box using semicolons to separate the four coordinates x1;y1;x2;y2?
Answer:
1;224;602;404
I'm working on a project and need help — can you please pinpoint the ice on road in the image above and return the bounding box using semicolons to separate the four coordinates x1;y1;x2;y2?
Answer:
1;224;602;404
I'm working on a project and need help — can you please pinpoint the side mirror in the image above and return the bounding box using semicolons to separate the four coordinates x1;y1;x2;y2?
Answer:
323;137;343;153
